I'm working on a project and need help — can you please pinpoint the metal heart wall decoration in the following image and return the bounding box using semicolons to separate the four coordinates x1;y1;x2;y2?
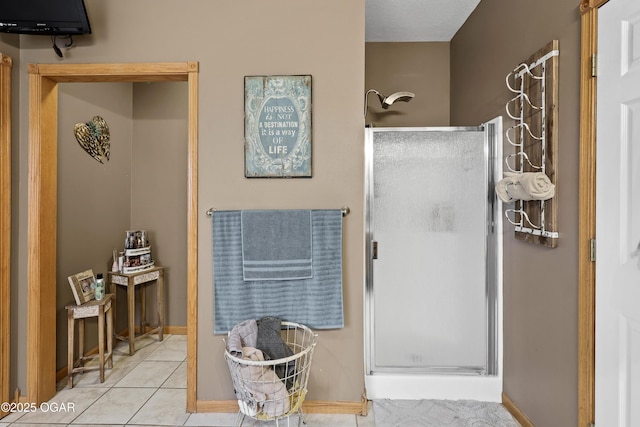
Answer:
74;115;111;164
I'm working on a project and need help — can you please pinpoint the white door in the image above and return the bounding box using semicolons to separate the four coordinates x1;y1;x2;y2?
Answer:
596;0;640;424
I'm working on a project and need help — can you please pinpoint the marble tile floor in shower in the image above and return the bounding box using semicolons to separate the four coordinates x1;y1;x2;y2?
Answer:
0;334;518;426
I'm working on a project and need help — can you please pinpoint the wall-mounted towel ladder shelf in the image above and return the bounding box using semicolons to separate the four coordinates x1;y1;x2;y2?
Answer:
503;40;559;248
206;206;350;217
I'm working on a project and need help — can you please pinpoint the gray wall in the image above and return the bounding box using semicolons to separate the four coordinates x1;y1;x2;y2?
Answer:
451;0;581;425
131;82;188;330
57;82;134;369
5;0;365;403
365;42;450;127
4;0;584;420
55;81;188;371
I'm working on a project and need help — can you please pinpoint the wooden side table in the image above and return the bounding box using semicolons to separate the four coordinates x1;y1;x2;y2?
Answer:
108;266;164;355
66;294;113;388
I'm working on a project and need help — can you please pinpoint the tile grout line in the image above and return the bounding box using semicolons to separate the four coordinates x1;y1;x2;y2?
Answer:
79;336;178;425
124;387;162;426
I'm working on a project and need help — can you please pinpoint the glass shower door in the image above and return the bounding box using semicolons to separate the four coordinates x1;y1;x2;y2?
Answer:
365;127;498;376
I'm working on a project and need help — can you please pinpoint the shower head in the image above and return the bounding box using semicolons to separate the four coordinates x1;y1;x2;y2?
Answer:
364;89;415;118
379;91;415;108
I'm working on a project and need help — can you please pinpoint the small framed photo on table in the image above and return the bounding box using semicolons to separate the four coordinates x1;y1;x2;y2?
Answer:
244;75;312;178
68;269;96;305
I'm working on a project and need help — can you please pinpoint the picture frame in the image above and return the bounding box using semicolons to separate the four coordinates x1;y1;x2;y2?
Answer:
67;269;96;305
244;75;312;178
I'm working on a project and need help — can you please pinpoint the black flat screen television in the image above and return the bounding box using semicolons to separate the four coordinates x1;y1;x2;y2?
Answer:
0;0;91;35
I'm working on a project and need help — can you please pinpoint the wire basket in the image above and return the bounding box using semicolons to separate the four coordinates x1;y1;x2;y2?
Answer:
224;321;318;427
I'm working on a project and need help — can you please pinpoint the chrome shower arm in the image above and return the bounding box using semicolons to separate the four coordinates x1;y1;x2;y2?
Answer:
364;89;383;117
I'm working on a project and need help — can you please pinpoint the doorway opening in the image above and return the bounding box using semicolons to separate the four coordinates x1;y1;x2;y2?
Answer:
25;62;199;411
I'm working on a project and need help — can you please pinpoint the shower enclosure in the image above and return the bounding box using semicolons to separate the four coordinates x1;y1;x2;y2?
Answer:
364;119;503;401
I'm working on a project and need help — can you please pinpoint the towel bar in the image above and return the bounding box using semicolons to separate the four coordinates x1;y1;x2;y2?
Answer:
206;207;350;217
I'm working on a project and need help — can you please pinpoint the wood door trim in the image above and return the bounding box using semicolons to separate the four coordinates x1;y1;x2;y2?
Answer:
580;0;610;13
26;62;199;409
0;53;12;419
578;0;609;425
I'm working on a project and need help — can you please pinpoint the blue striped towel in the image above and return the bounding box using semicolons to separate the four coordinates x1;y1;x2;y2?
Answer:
212;209;344;334
241;210;312;281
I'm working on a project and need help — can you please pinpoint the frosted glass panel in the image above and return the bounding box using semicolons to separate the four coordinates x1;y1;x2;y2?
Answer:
372;130;487;370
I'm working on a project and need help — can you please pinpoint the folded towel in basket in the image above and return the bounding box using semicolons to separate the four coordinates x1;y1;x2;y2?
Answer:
226;319;292;418
237;347;291;418
495;172;555;203
257;317;296;388
227;317;294;363
226;319;258;359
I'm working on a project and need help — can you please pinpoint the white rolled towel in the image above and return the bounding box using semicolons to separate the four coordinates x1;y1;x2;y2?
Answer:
495;172;555;202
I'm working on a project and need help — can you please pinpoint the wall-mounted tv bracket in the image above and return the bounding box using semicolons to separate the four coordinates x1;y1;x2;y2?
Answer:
51;35;74;58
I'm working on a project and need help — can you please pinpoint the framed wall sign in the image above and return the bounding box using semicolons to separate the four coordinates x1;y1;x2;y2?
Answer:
244;75;312;178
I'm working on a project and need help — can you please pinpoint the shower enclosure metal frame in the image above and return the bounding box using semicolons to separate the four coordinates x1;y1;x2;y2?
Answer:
364;119;503;401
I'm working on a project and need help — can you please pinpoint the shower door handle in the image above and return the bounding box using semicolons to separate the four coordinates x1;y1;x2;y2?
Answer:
372;241;378;259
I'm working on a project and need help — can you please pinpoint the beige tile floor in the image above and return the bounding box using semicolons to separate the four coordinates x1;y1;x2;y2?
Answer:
1;334;373;427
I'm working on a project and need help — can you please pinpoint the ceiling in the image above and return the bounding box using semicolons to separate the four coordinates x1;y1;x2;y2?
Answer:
366;0;482;42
